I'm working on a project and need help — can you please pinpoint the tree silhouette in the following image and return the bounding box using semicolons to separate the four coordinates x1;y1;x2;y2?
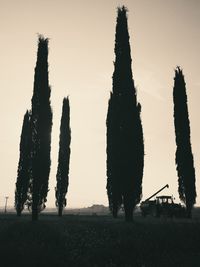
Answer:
15;111;31;216
55;97;71;216
106;6;144;221
173;67;196;218
107;92;122;218
29;36;52;221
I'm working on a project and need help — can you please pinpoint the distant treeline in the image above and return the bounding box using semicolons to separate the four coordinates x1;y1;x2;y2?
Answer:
15;6;196;221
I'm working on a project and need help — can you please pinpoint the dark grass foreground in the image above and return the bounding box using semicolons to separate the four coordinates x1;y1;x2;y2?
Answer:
0;214;200;267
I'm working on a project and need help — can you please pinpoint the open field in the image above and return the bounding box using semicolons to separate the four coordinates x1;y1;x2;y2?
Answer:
0;212;200;267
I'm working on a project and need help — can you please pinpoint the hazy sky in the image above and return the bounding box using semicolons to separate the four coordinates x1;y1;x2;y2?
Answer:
0;0;200;208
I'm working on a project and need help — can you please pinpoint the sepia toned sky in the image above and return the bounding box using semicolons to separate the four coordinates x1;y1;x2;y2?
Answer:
0;0;199;208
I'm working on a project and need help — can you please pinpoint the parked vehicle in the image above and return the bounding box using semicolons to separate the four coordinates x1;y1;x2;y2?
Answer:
140;184;186;218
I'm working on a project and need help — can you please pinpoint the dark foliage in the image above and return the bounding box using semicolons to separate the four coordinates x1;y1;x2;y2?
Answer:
173;67;196;218
106;6;144;221
106;93;122;217
29;36;53;221
15;111;31;216
55;97;71;216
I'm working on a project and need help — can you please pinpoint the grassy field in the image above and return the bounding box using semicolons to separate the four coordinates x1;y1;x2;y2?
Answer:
0;212;200;267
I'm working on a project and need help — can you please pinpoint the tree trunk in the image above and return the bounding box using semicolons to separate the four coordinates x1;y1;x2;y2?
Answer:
186;203;192;219
112;203;118;218
124;194;133;222
124;208;133;222
16;207;21;217
32;206;38;221
58;206;63;217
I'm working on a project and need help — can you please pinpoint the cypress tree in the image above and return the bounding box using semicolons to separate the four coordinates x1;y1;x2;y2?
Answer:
30;36;52;221
173;67;196;218
106;6;144;221
106;92;122;218
55;97;71;216
15;111;31;216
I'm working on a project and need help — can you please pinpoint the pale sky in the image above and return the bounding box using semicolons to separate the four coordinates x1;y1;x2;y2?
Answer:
0;0;199;208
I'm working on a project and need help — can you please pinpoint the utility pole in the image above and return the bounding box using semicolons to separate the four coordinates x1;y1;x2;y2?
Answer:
4;196;9;213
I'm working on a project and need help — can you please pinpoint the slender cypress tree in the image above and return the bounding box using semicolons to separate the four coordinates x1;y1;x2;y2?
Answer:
107;92;122;217
15;111;31;216
55;97;71;216
106;6;144;221
173;67;196;218
30;36;52;221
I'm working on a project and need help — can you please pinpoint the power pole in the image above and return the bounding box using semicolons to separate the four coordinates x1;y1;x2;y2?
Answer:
4;196;9;213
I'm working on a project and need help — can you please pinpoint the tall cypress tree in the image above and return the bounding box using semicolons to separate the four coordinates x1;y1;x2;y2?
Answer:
173;67;196;218
55;97;71;216
106;92;122;217
30;36;52;221
15;111;31;216
106;6;144;221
